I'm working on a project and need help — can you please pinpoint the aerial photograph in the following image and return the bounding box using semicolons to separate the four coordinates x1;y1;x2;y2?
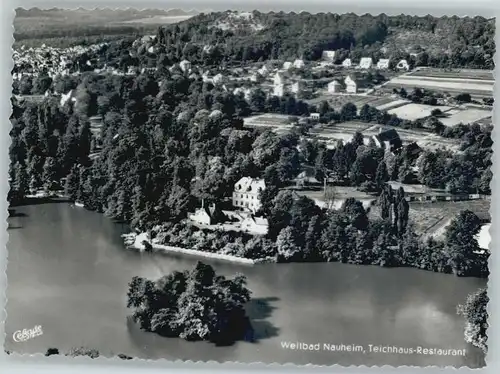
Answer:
5;6;493;368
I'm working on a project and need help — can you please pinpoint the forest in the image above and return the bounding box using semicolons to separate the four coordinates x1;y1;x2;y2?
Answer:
150;12;495;69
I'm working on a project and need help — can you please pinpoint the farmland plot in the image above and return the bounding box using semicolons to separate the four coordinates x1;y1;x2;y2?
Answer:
439;108;492;127
387;103;452;120
386;75;493;96
409;68;494;81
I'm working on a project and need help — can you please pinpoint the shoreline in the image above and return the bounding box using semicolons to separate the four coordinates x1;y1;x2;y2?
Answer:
122;233;270;265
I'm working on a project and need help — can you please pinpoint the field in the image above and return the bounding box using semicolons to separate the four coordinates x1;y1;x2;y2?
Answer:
409;68;494;81
369;199;490;237
409;199;490;237
387;103;452;120
307;93;406;112
386;75;494;97
310;121;461;152
439;108;492;127
243;114;295;134
290;186;376;210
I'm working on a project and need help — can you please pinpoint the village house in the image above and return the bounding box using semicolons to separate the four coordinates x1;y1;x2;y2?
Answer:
293;59;305;69
179;59;192;73
359;57;373;69
290;81;303;95
342;58;352;68
327;79;342;93
273;71;286;85
212;73;226;85
377;58;390;70
397;59;410;71
232;177;266;213
283;61;293;70
241;216;269;235
322;50;336;62
188;202;225;226
372;128;402;152
258;65;269;76
310;113;320;120
273;84;286;97
344;75;357;93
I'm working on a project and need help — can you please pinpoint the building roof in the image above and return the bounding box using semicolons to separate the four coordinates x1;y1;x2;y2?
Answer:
375;128;400;142
234;177;266;193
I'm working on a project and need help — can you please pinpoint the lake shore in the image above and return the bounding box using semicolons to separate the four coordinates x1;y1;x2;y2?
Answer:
122;232;273;265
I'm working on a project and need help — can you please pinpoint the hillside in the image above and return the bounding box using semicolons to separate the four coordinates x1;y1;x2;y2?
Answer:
155;11;495;69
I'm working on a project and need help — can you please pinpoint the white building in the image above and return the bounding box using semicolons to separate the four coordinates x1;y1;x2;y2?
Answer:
179;59;191;73
273;71;286;86
232;177;266;213
258;65;269;76
397;59;410;71
327;80;342;93
359;57;373;69
60;89;77;107
342;58;352;68
345;75;357;93
283;61;293;70
293;59;305;69
310;113;320;120
241;216;269;235
377;58;390;69
290;81;303;94
322;50;336;62
212;73;226;85
273;84;286;97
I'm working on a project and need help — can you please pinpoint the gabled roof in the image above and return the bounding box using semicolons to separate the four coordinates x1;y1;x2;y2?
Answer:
234;177;266;193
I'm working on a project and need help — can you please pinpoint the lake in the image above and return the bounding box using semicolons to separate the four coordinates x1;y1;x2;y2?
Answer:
4;202;487;367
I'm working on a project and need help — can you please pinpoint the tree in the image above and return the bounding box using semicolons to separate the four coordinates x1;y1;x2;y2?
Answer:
341;198;369;230
65;164;80;201
375;161;389;190
42;157;59;191
276;227;301;262
444;210;482;276
377;184;393;221
457;288;489;353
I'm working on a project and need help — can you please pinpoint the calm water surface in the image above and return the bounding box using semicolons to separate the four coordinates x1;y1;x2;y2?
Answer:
5;202;487;367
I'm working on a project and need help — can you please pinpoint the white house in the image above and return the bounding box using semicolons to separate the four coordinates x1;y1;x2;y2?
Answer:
241;216;269;235
322;50;336;62
342;58;352;68
283;61;293;70
310;113;320;120
273;84;286;97
212;73;225;85
179;59;191;73
273;71;286;86
232;177;266;213
290;81;303;94
345;75;357;93
359;57;373;69
397;59;410;71
258;65;269;76
60;89;77;107
188;203;224;226
377;58;390;69
293;59;305;69
327;79;342;93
